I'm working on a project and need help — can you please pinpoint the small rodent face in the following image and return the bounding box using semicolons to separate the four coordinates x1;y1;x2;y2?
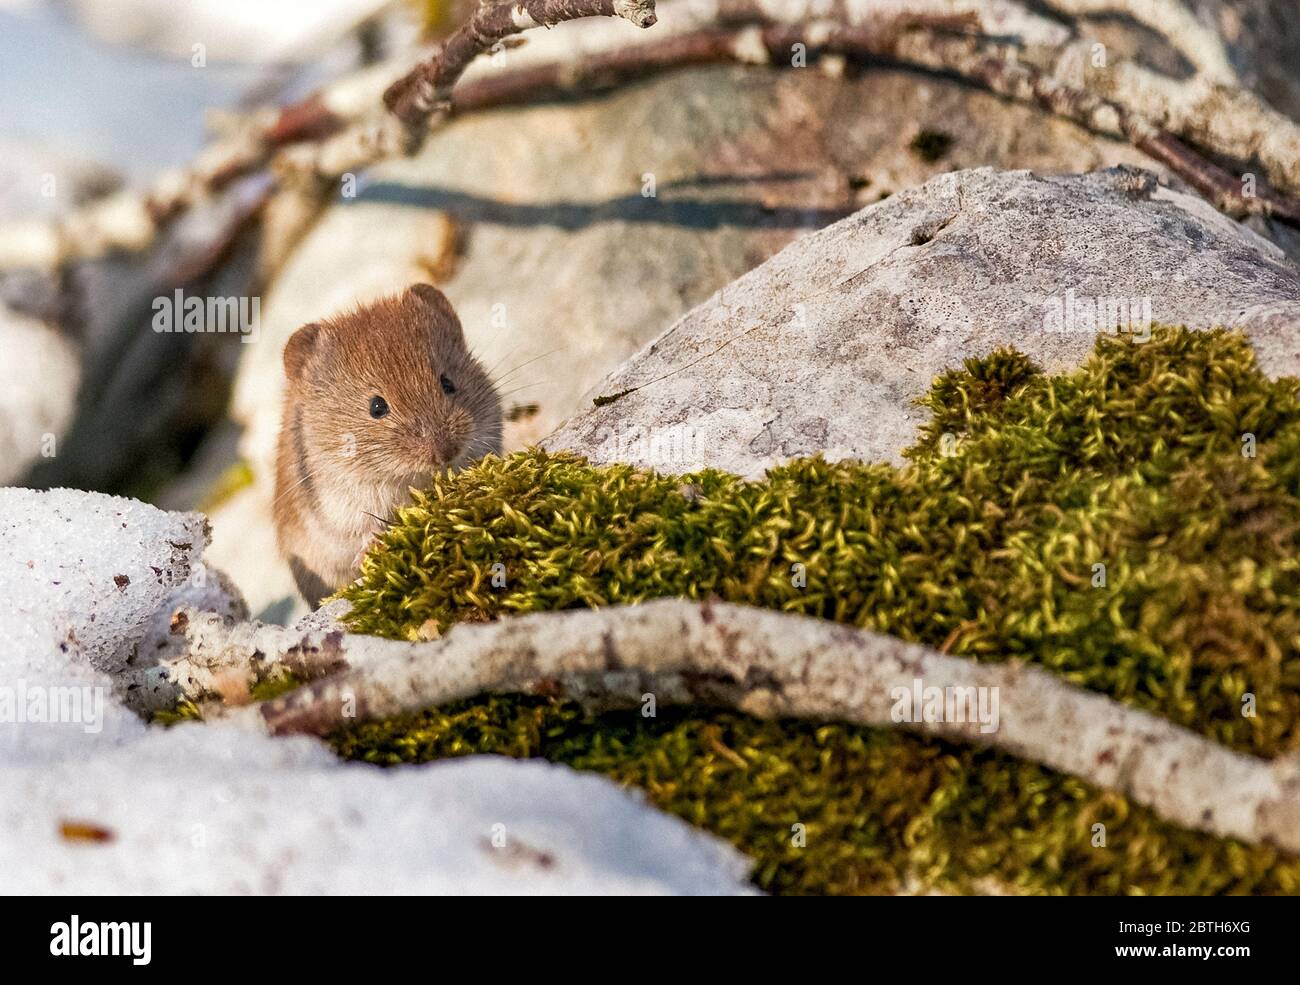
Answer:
283;285;502;487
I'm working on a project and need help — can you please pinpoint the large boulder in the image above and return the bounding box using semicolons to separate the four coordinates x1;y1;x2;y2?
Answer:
547;166;1300;476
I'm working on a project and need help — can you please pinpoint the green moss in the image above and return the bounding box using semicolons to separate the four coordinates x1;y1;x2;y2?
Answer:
248;672;306;703
148;675;304;722
150;698;203;726
335;326;1300;894
345;328;1300;758
331;695;1300;896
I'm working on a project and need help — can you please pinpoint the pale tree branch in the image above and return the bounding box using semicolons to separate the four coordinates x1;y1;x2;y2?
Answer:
701;0;1299;204
0;1;659;275
877;29;1300;223
1071;52;1300;201
288;0;661;182
1041;0;1240;84
141;599;1300;856
385;0;659;142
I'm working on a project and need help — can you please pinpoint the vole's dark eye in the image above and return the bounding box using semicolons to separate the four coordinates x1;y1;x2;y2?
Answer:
440;374;456;395
369;395;389;419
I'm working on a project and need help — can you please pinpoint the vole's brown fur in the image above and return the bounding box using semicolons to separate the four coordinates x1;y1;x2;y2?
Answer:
273;284;502;606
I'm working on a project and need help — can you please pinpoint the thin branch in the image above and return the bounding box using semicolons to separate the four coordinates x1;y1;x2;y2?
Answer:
384;0;659;149
278;4;1300;222
169;599;1300;855
0;0;659;270
1073;52;1300;200
880;30;1300;223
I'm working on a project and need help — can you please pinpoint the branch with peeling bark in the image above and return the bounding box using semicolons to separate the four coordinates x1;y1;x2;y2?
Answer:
138;598;1300;856
878;29;1300;223
268;0;1294;212
287;0;661;184
272;0;1300;222
700;0;1300;200
385;0;658;145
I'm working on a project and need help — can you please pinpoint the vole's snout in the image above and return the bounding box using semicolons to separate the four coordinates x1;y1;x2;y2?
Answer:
431;433;462;466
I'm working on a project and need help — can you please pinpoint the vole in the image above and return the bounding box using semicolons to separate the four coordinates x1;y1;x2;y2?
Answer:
273;284;502;607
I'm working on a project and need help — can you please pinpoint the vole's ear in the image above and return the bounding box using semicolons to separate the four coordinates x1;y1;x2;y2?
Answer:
407;283;465;345
283;323;321;383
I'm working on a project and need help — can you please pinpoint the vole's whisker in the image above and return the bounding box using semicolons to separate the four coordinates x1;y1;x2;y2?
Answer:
496;382;547;399
464;435;498;459
491;347;567;387
270;460;330;510
483;343;527;380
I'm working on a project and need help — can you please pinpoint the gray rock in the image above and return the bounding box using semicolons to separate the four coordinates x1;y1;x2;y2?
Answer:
0;306;80;485
546;166;1300;477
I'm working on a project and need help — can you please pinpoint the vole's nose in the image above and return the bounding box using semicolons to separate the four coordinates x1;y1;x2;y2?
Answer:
432;434;462;465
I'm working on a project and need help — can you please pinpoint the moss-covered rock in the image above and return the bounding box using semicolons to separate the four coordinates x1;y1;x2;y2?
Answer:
333;326;1300;894
331;695;1300;895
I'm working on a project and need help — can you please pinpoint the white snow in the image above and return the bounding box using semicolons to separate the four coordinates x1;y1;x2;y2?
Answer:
0;487;213;762
0;487;209;676
0;486;754;894
0;725;754;895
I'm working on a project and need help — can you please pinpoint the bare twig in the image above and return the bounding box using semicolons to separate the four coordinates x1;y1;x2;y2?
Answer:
877;30;1300;223
155;599;1300;855
283;0;661;184
385;0;659;146
1070;53;1300;200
